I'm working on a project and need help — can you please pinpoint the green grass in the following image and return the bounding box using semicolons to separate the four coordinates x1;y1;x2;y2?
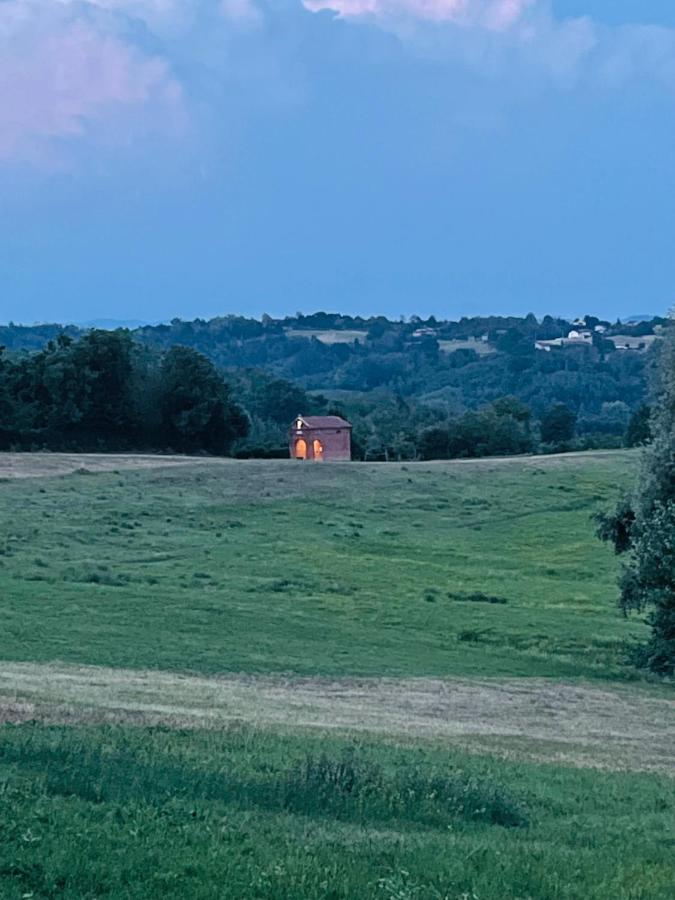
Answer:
0;723;673;900
1;450;673;899
0;451;645;680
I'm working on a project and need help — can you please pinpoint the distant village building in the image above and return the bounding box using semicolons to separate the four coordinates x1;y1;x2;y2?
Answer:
289;416;352;461
535;328;660;353
567;329;593;342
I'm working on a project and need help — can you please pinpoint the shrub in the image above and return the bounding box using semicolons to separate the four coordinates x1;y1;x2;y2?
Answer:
448;591;508;605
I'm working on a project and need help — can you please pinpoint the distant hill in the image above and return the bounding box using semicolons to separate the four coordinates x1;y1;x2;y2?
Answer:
1;310;670;458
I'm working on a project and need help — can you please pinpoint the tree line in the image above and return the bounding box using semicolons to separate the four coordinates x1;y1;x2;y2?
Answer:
1;313;662;446
0;323;655;459
0;332;248;453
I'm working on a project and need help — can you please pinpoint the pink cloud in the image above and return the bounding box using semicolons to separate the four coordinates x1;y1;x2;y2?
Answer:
486;0;532;30
301;0;534;29
0;2;183;164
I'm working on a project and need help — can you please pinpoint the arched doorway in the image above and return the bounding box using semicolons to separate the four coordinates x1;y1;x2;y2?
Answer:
295;439;307;460
313;439;324;460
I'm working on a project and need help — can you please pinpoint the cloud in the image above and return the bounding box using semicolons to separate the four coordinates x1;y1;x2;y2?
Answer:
220;0;265;28
299;0;597;89
301;0;675;93
0;0;278;165
52;0;187;30
595;23;675;90
0;1;185;164
2;0;674;169
301;0;535;29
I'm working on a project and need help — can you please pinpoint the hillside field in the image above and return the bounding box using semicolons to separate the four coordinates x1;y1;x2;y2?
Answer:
0;449;648;679
284;328;368;344
0;450;674;899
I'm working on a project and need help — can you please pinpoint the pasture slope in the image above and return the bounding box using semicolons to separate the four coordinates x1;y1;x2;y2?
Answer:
0;449;673;900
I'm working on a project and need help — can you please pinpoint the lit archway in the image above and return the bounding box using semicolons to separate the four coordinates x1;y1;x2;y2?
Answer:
295;439;307;460
313;439;324;460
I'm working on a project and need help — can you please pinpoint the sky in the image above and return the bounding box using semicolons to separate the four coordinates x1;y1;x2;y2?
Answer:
0;0;674;325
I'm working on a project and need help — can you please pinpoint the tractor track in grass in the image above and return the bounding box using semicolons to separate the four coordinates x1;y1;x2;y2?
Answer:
0;661;672;774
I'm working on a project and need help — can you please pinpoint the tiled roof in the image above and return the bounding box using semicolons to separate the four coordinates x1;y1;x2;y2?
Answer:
297;416;351;429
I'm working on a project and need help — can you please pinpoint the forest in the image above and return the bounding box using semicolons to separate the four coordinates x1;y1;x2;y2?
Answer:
0;312;664;459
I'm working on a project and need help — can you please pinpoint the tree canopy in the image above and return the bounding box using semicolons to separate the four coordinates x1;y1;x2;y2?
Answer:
0;332;249;455
598;333;675;674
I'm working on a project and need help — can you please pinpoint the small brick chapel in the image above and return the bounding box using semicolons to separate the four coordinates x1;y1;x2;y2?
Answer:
289;415;352;461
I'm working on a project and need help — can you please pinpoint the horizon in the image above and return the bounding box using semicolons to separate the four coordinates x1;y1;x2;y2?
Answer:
0;309;666;329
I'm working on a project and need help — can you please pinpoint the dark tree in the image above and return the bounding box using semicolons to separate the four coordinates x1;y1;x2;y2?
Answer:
0;348;11;414
596;496;635;555
237;372;310;426
63;330;137;439
158;346;249;453
626;404;652;447
491;395;532;427
540;404;576;445
419;425;451;460
8;330;138;448
418;401;533;460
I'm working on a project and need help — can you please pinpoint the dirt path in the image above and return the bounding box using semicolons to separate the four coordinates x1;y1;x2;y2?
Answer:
0;661;672;773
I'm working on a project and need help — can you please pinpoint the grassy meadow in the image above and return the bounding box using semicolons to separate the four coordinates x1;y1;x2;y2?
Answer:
0;450;646;679
1;449;674;899
1;724;674;900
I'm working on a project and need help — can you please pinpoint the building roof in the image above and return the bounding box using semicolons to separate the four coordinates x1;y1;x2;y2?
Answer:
295;415;352;429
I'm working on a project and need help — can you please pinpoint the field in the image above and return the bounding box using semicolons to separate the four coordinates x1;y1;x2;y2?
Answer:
0;450;650;680
609;334;662;351
438;338;495;355
284;329;368;344
1;450;674;898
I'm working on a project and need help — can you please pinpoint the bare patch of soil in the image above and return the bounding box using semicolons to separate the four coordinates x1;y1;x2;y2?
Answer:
0;661;672;773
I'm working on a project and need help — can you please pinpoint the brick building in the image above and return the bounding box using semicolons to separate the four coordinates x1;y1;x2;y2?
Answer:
289;415;352;461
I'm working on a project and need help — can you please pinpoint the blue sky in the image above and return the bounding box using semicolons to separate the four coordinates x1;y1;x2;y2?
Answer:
0;0;673;324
